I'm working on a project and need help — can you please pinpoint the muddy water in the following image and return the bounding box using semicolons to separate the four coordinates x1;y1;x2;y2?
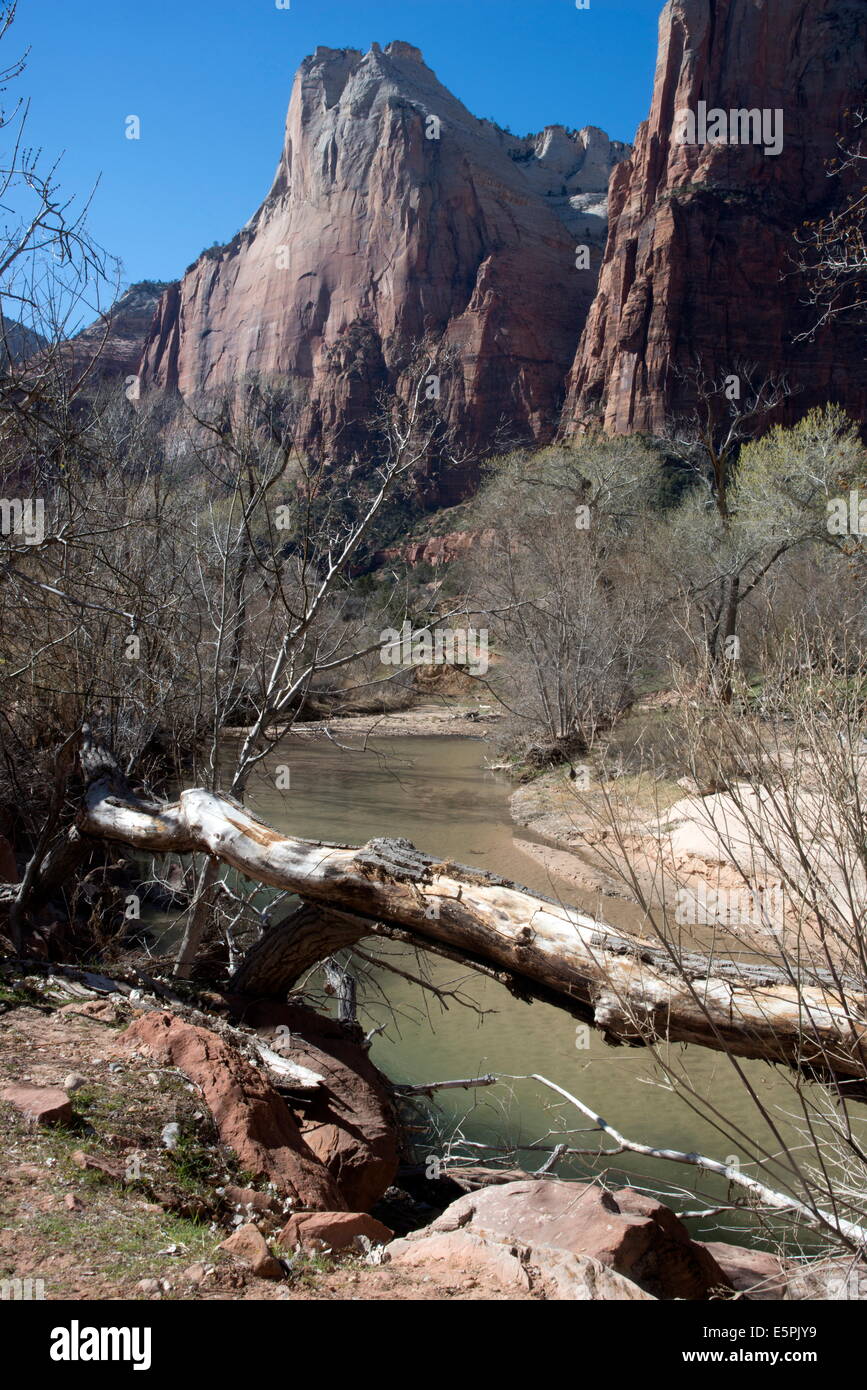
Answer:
244;734;828;1245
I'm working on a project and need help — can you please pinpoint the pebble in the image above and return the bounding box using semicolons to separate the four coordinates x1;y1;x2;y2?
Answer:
161;1122;181;1150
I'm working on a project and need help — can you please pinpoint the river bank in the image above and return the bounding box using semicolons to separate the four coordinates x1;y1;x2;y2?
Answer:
3;709;864;1300
2;972;860;1301
260;697;854;957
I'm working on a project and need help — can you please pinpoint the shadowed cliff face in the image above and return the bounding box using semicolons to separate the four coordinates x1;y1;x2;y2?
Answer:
563;0;867;436
137;41;627;499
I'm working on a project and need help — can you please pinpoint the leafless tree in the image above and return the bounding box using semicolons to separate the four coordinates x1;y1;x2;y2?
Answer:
558;630;867;1257
794;106;867;335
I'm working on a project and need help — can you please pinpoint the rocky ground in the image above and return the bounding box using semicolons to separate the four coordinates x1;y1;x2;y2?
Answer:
0;983;528;1301
1;968;860;1303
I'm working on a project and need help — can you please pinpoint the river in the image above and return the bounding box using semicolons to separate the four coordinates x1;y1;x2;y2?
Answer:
241;730;830;1248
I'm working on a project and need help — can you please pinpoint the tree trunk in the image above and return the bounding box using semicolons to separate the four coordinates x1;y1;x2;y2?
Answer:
324;958;358;1024
77;767;867;1091
174;856;219;979
228;902;368;997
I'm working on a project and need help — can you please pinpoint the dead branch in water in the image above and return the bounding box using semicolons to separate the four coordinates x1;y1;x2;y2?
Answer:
523;1072;867;1252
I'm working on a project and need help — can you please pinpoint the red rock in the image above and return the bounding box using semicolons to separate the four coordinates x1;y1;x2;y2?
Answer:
58;999;117;1020
386;1229;654;1300
71;1149;126;1181
403;1180;731;1300
278;1210;393;1254
564;0;867;436
1;1085;73;1126
61;282;170;384
138;43;627;501
375;528;495;570
222;1185;286;1219
218;1223;284;1280
240;1000;400;1212
388;1229;531;1291
701;1241;793;1300
121;1012;345;1211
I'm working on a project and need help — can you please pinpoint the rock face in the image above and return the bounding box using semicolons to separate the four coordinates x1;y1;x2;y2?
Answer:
564;0;867;435
139;42;628;499
389;1179;731;1300
376;527;493;569
66;282;170;383
0;316;47;368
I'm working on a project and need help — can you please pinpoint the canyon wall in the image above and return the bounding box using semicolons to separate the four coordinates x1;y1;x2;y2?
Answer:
563;0;867;435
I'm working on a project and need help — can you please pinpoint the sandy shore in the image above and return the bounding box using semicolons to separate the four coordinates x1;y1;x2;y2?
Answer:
510;764;865;963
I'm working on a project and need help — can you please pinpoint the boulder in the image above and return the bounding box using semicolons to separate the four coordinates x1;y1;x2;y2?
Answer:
278;1211;393;1254
219;1223;283;1280
239;1000;400;1212
386;1228;654;1300
387;1229;532;1292
701;1241;867;1301
396;1179;731;1300
222;1185;288;1223
701;1241;793;1301
121;1011;345;1211
1;1085;73;1127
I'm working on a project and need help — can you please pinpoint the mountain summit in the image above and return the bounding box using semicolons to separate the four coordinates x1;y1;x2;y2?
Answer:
138;40;627;495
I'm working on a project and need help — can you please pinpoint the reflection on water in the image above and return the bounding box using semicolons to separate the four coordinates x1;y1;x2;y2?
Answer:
243;733;838;1248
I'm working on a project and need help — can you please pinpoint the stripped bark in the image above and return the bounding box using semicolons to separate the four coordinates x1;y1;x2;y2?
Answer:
76;762;867;1091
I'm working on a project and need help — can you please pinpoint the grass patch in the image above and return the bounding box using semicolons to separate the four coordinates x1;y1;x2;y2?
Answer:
30;1205;216;1284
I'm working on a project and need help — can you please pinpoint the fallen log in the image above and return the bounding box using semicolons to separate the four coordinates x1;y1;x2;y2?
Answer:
78;766;867;1090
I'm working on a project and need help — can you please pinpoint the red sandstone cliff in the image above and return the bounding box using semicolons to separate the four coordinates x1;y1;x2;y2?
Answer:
66;282;170;383
564;0;867;435
138;41;627;496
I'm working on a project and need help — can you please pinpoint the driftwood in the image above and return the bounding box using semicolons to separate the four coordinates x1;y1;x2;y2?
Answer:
527;1074;867;1249
71;752;867;1093
394;1074;498;1096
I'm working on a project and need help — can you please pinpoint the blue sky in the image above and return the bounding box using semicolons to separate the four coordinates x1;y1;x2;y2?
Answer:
10;0;661;295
